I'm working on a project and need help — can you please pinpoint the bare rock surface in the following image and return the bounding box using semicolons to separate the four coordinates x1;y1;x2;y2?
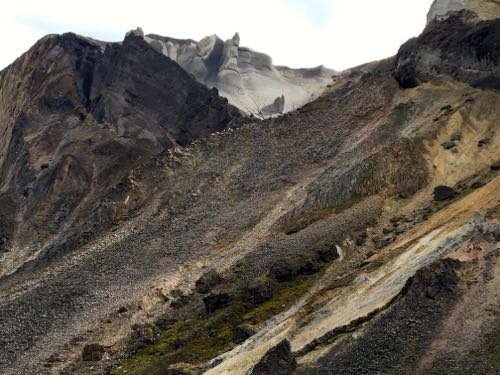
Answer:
428;0;500;24
145;33;335;117
0;31;242;279
395;11;500;89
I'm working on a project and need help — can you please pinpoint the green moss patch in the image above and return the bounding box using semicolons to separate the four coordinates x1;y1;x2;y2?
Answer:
115;275;317;375
114;236;344;375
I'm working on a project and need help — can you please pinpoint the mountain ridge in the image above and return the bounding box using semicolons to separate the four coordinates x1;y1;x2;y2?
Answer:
144;31;335;117
0;2;499;375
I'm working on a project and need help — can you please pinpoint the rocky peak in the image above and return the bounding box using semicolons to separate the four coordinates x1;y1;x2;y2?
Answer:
427;0;500;24
143;32;334;117
125;27;145;38
232;32;240;46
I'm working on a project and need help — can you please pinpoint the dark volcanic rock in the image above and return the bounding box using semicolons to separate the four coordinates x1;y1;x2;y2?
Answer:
251;340;297;375
441;141;457;150
478;139;490;148
433;186;457;201
81;343;105;361
372;235;394;250
244;277;278;308
233;323;257;344
203;293;231;314
316;244;340;262
294;259;462;375
355;237;366;246
491;161;500;171
298;259;321;276
195;269;223;294
394;11;500;89
269;260;298;282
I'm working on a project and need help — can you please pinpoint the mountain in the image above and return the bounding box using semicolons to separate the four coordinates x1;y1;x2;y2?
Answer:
0;31;242;279
144;31;335;117
0;1;499;375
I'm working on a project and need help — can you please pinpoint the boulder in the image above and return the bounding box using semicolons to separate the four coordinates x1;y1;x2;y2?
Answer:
441;141;456;150
316;244;340;262
233;323;257;344
0;234;8;252
298;259;321;276
390;215;405;223
491;161;500;171
478;139;490;148
433;186;457;201
195;269;223;294
244;277;278;308
372;235;394;250
126;27;145;38
358;230;368;238
355;237;366;246
250;340;297;375
269;259;299;282
203;293;231;314
81;343;105;361
262;95;286;116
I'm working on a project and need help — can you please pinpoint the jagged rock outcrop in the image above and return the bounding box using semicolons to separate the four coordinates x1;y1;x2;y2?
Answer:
427;0;500;24
394;11;500;89
145;33;334;117
0;31;241;278
250;340;296;375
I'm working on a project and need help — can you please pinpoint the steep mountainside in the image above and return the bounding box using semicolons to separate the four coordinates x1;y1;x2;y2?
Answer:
144;31;335;117
0;2;499;375
0;31;242;279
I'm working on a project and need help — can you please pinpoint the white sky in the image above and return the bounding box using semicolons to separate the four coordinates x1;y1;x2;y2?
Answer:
0;0;434;71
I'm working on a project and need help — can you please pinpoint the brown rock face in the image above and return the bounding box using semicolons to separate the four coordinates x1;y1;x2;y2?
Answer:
0;32;241;278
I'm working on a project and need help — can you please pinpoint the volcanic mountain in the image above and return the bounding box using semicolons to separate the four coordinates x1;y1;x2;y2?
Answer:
0;1;499;375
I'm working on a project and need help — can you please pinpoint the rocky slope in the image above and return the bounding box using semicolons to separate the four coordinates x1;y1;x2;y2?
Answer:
144;31;335;117
0;31;242;279
0;2;499;375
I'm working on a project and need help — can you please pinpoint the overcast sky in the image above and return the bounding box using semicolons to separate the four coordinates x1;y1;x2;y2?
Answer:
0;0;434;71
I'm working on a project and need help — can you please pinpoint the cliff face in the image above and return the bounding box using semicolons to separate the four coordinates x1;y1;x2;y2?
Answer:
395;11;500;89
0;5;499;375
145;32;335;117
0;32;241;278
